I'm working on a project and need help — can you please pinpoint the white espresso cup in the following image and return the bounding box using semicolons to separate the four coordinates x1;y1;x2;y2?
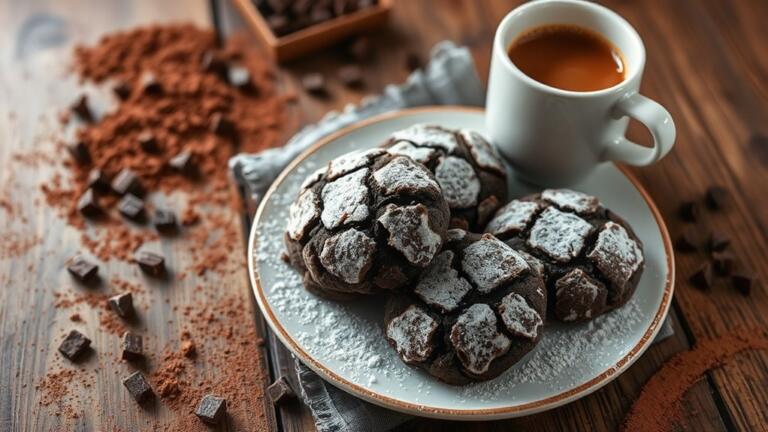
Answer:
486;0;676;186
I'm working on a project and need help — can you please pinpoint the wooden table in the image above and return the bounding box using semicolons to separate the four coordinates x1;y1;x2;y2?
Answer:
1;0;766;431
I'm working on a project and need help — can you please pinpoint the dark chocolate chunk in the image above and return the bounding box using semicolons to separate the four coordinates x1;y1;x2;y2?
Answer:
108;292;135;318
113;81;132;100
111;168;143;196
67;141;91;165
122;371;153;402
140;72;163;95
210;113;236;137
195;394;227;424
310;6;332;24
67;255;98;282
678;201;700;222
77;188;101;218
201;51;227;76
71;95;94;123
227;65;252;90
301;73;326;95
168;150;195;175
87;169;110;193
267;15;291;36
266;376;295;405
712;251;735;276
405;52;422;71
121;331;143;361
118;194;145;221
689;262;713;289
153;209;178;234
732;271;754;296
709;231;730;252
136;251;165;277
347;36;371;61
706;186;729;210
338;65;363;88
137;131;159;153
58;329;91;360
675;228;700;253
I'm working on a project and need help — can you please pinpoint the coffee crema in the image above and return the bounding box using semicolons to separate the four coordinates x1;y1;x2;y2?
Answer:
507;24;625;92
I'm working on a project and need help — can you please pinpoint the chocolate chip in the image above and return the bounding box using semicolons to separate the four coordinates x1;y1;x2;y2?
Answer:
122;371;153;402
58;330;91;360
678;201;700;222
67;255;98;282
137;131;159;153
87;169;110;193
77;188;101;218
140;71;163;95
108;292;135;318
71;95;94;123
267;15;291;36
675;228;700;253
210;113;236;137
111;168;143;196
168;150;196;175
118;194;145;221
136;251;165;277
195;394;227;424
153;209;178;234
338;65;363;88
301;73;326;95
709;231;730;252
227;65;252;90
689;262;713;289
67;141;91;165
712;251;735;276
732;271;754;296
121;331;143;361
266;376;295;405
347;37;371;62
201;51;227;76
706;186;729;210
113;81;132;100
405;53;422;71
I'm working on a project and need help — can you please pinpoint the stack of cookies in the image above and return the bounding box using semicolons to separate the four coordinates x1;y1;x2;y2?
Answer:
284;124;645;385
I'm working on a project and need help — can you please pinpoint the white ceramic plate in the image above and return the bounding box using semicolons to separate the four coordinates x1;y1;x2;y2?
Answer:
248;106;674;420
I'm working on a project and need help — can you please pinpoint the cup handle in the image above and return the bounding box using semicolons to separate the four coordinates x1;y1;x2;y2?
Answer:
602;93;676;166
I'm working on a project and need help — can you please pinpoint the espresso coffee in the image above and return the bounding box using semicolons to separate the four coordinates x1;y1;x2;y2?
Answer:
508;25;625;92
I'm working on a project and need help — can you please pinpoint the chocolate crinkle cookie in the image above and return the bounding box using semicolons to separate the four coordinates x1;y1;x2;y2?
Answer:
381;124;508;231
384;230;546;385
284;149;451;300
484;188;644;322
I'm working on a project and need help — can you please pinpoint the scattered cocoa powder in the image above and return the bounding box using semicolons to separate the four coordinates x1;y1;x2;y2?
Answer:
621;329;768;431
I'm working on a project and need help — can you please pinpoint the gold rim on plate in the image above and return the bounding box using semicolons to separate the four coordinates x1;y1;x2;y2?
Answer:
247;106;675;419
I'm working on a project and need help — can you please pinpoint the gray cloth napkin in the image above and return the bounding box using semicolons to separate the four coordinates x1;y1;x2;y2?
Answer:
229;41;674;432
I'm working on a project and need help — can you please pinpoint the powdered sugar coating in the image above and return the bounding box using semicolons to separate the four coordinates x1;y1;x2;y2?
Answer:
286;189;320;241
587;222;644;288
387;141;438;164
414;251;472;313
378;204;442;267
498;293;543;340
386;305;438;363
319;229;377;284
461;234;529;294
527;207;594;262
542;189;599;215
320;168;370;229
555;268;604;321
390;124;458;154
373;156;439;196
485;200;541;237
450;304;511;375
435;156;480;208
459;129;504;175
300;166;327;191
326;148;384;180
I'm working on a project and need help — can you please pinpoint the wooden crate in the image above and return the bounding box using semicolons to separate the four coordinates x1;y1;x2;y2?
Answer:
232;0;392;62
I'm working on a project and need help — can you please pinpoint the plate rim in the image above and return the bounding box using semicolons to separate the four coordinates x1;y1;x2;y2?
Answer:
247;105;675;419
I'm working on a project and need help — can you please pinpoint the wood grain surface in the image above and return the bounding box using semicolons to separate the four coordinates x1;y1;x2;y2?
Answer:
1;0;767;431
